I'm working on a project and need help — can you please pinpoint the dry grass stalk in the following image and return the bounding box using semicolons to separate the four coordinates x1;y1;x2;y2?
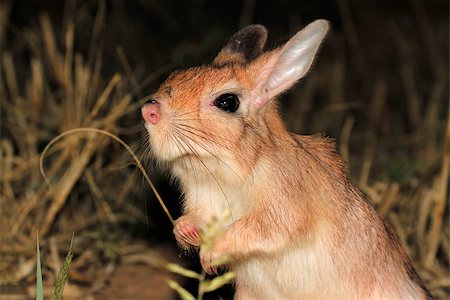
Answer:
424;118;449;268
0;7;143;298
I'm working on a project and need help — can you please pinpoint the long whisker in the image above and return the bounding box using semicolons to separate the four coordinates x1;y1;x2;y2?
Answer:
120;124;146;135
172;133;200;207
173;128;234;219
175;123;235;144
174;125;244;183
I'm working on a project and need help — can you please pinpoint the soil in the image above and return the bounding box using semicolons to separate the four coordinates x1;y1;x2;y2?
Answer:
0;245;185;300
97;264;176;300
95;244;185;300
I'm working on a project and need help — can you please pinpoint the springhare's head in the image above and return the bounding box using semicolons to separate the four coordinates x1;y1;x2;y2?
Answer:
141;20;329;169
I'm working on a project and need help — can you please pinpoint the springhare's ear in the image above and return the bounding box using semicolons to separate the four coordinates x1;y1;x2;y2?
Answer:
213;25;268;65
252;20;329;108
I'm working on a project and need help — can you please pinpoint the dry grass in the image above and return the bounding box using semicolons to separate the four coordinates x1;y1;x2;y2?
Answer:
0;1;448;299
1;2;143;297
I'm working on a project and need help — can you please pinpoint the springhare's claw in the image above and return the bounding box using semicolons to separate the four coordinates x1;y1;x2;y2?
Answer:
174;216;201;248
200;248;223;275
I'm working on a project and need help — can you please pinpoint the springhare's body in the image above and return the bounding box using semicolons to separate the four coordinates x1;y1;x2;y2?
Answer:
141;20;432;299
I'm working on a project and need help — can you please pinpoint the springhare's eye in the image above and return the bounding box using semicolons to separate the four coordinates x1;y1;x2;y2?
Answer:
213;93;240;113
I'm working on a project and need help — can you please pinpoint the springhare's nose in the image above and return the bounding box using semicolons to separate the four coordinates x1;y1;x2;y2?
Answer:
141;99;161;125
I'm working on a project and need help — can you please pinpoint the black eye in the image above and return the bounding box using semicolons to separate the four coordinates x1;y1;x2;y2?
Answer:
213;93;240;113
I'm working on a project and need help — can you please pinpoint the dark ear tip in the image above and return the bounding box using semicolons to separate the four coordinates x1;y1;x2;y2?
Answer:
240;24;268;37
213;24;269;65
232;24;268;45
226;24;268;61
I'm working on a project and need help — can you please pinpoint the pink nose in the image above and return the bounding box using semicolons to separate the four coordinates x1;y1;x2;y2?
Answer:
141;100;160;125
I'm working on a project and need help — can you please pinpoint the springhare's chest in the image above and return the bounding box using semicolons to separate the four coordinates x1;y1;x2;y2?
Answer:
172;157;250;223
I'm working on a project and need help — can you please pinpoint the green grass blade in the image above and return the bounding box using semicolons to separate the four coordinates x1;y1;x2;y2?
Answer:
36;232;44;300
200;271;235;293
165;263;201;279
50;233;75;300
166;279;196;300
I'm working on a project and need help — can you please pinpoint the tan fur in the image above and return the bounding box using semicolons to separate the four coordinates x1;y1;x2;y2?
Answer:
142;21;432;299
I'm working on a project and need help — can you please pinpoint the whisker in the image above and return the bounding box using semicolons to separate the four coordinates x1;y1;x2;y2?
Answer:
174;126;244;183
172;133;200;208
119;124;146;135
184;141;236;230
175;123;235;146
173;129;233;218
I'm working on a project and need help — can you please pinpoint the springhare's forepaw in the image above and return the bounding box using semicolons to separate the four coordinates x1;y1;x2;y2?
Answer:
173;216;201;248
200;247;223;275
